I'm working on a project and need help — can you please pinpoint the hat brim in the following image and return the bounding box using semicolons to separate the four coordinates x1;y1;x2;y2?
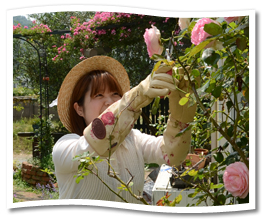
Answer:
57;56;130;132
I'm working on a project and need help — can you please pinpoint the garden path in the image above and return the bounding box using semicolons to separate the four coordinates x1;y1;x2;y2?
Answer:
13;153;32;165
13;184;43;202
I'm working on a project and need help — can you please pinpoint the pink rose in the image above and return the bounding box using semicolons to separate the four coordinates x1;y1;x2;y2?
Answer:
224;17;240;24
191;18;219;46
101;112;115;126
223;162;249;199
143;25;163;58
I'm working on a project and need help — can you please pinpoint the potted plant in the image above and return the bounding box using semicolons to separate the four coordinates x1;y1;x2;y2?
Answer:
184;153;206;170
194;148;209;156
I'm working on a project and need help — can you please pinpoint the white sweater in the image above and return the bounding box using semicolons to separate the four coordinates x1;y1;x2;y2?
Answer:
52;129;166;204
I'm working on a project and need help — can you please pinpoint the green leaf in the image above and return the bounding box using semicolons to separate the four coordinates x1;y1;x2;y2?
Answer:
226;101;233;112
227;125;234;137
205;81;216;93
210;183;224;189
75;175;84;184
179;97;189;106
204;23;223;36
189;39;212;58
236;37;247;51
171;194;182;205
240;137;249;147
213;152;224;163
188;169;198;177
209;162;218;171
150;54;165;61
237;194;249;204
223;37;237;47
244;27;249;38
222;142;229;149
191;69;200;77
202;48;220;66
188;21;196;32
151;96;160;115
188;189;200;198
217;194;226;205
225;152;238;166
197;79;210;94
151;60;162;77
211;85;222;98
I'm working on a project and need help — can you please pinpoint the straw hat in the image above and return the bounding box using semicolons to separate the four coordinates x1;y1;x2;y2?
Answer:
57;56;130;132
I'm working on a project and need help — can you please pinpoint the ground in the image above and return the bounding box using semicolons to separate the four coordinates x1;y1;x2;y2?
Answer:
13;184;43;202
13;153;42;202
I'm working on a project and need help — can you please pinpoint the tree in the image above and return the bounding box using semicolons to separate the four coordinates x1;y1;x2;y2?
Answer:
13;11;177;97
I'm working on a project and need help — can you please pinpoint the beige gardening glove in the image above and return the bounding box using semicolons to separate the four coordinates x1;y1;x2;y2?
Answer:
83;72;176;157
159;66;199;167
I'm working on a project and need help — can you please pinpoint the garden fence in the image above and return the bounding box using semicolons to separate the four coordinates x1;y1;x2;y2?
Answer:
134;98;169;136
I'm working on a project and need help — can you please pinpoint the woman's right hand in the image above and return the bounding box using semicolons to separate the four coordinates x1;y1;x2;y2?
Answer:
143;66;176;99
126;65;177;111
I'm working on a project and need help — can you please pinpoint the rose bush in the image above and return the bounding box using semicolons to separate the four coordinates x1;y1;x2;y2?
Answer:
145;15;250;206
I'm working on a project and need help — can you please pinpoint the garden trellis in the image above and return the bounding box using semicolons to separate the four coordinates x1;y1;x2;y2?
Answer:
13;30;71;160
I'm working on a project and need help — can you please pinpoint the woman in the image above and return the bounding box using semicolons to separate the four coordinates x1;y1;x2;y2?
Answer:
52;56;196;203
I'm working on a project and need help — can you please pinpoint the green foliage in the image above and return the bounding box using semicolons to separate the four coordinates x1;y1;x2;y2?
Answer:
149;115;167;136
13;118;34;154
13;12;176;96
13;103;24;112
13;86;37;96
150;16;249;206
32;114;55;171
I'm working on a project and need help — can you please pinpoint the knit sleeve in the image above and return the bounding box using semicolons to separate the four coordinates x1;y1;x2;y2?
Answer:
52;133;96;174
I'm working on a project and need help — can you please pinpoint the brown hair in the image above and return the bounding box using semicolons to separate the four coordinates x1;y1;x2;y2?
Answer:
69;70;123;136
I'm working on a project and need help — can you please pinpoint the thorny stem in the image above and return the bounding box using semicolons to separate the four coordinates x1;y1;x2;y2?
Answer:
104;93;148;205
217;110;247;132
171;166;220;205
228;49;242;146
191;82;249;168
107;93;140;173
172;38;249;168
107;162;149;205
86;166;128;203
